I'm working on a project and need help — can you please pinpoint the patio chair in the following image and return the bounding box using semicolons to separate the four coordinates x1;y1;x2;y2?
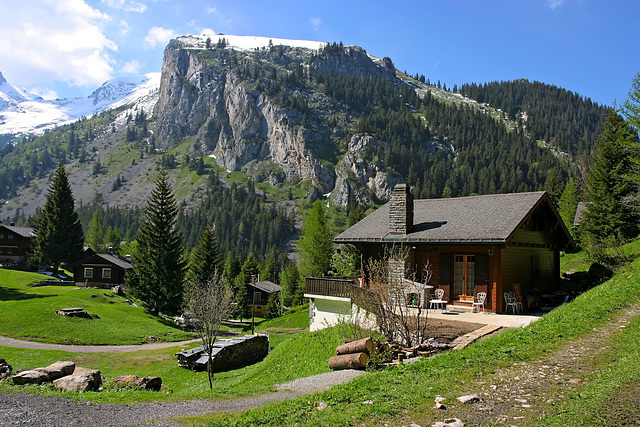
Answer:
503;291;519;314
429;288;447;312
513;284;525;311
472;291;486;313
508;291;523;313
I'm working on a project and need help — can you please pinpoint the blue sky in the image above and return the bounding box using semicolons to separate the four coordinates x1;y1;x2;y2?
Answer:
1;0;638;107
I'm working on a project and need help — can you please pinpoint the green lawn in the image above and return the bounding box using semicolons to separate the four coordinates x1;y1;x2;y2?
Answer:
0;269;196;345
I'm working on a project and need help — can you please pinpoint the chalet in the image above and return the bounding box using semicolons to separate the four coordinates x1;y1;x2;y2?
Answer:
247;280;281;316
0;224;34;268
72;253;132;288
306;184;575;330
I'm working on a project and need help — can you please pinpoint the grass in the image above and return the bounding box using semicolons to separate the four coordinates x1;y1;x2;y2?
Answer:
0;269;197;345
206;242;640;426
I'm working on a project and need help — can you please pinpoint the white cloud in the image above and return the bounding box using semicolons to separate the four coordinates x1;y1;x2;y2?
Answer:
100;0;148;13
310;17;322;31
29;87;59;101
200;28;217;38
206;5;217;14
547;0;565;10
121;60;143;73
144;26;177;49
0;0;117;89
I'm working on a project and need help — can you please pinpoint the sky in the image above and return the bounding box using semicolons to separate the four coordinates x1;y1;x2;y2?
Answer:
0;0;638;107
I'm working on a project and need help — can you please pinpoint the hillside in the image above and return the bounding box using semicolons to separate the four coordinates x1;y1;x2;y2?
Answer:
0;35;610;246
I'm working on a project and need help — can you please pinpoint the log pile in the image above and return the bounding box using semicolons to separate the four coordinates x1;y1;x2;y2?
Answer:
328;337;373;370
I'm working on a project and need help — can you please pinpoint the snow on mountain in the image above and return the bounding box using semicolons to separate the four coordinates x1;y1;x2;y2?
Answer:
0;72;160;137
177;34;326;51
0;70;43;111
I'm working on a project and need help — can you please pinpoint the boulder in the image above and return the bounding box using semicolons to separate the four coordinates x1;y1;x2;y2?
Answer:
11;360;75;385
0;358;12;381
112;375;162;391
53;367;102;392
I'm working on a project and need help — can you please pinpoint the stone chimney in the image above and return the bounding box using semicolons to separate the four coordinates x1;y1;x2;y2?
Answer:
389;184;413;235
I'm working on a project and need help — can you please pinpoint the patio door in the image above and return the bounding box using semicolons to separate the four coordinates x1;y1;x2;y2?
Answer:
454;255;475;301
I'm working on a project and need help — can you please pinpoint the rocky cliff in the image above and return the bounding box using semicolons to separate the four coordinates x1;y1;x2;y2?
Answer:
154;36;401;203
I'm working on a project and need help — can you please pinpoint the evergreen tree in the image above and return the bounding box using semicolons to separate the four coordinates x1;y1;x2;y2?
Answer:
265;291;281;319
297;200;334;281
223;251;240;285
128;170;185;315
557;178;579;234
622;71;640;135
185;225;222;294
279;263;300;308
104;227;121;253
581;111;640;250
86;211;104;252
29;163;84;276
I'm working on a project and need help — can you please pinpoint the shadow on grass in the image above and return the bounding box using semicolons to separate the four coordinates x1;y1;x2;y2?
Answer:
0;286;56;301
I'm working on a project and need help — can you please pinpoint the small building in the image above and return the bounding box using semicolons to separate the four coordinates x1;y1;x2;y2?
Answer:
306;185;575;330
176;334;269;372
247;280;281;316
72;253;132;288
0;225;34;268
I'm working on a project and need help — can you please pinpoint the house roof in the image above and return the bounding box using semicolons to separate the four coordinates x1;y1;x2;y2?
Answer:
78;253;133;270
335;191;572;246
1;225;34;238
249;280;281;293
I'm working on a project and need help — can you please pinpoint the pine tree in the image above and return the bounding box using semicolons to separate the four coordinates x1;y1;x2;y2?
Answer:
297;200;334;281
128;170;185;315
265;291;281;319
234;252;258;320
557;178;579;233
185;224;222;293
279;263;300;308
86;211;104;252
622;71;640;135
581;111;640;249
29;163;84;276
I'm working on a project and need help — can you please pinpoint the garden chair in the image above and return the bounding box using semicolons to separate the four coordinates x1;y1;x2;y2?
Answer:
429;288;447;312
472;291;486;313
503;291;519;314
508;291;523;313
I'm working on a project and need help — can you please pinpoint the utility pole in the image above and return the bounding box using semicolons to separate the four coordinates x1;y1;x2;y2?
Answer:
251;274;257;334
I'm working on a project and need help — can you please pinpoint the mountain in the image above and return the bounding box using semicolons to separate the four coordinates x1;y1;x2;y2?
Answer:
0;35;609;230
0;72;160;138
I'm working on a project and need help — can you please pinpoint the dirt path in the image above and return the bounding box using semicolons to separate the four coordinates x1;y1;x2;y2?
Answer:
0;336;201;353
429;301;640;426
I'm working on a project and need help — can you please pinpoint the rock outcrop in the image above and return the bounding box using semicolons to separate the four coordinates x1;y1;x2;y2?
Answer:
53;367;102;392
12;361;75;385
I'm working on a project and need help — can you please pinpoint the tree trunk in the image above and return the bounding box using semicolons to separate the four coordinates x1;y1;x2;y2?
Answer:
336;337;373;355
328;352;369;370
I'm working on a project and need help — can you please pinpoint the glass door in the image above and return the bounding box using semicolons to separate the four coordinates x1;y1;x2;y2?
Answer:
454;255;475;300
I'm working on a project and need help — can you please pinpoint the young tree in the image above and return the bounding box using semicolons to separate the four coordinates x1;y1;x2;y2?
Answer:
265;291;281;319
234;252;258;321
621;71;640;135
186;272;233;389
557;178;579;233
86;211;104;252
128;170;185;315
184;224;221;296
279;263;300;308
581;111;640;257
30;163;84;276
297;200;334;280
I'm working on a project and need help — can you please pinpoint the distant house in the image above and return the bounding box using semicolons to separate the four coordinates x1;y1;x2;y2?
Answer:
72;253;132;288
306;185;575;330
246;280;281;316
0;224;34;268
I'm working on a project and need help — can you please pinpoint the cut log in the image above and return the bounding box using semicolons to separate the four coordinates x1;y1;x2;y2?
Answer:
335;337;374;355
328;352;369;370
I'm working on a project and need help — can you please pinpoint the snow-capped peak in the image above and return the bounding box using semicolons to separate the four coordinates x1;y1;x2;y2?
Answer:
176;34;326;51
0;70;43;111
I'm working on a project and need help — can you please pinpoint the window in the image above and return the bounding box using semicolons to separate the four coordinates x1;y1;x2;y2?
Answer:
0;234;4;239
7;234;13;240
102;268;112;279
253;291;262;305
84;267;93;278
6;248;12;255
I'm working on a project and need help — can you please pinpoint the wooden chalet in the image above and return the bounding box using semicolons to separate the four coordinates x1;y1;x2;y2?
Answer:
0;224;34;268
247;280;281;316
306;184;574;329
72;253;132;288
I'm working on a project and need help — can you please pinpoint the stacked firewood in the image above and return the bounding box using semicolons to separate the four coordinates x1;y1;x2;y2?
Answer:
329;337;450;370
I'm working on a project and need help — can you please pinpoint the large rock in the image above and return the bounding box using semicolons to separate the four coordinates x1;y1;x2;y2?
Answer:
53;367;102;392
11;361;75;385
112;375;162;391
0;358;12;381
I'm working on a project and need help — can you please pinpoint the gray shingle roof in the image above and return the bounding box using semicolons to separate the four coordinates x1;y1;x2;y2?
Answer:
1;225;34;238
251;280;281;293
95;253;133;270
335;191;550;244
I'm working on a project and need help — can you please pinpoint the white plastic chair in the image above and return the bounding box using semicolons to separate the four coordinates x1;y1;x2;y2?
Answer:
429;288;447;312
504;291;519;314
472;291;486;313
508;291;523;313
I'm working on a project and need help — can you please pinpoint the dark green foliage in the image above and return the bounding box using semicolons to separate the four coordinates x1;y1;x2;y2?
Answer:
29;163;84;275
621;71;640;135
128;170;185;315
297;200;334;281
330;244;361;277
279;263;301;308
235;252;258;320
558;178;580;233
184;224;222;295
265;291;281;319
581;111;640;254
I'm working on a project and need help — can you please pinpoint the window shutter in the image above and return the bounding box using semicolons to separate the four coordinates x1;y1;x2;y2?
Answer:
439;253;451;285
476;254;489;284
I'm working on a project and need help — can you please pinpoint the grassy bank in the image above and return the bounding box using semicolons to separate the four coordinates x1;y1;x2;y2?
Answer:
208;244;640;426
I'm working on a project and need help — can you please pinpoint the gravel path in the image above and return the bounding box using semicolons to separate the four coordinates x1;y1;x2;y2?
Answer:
0;369;366;426
0;336;201;353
